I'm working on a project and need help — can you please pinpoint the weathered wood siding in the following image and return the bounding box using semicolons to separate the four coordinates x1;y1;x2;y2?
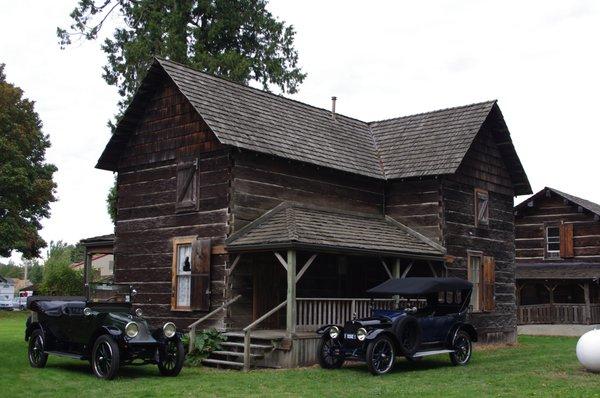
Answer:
442;126;517;343
113;78;231;328
386;179;442;242
229;151;384;231
515;194;600;263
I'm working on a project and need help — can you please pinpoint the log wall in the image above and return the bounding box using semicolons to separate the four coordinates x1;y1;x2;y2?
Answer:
114;78;231;328
442;126;517;343
385;179;442;242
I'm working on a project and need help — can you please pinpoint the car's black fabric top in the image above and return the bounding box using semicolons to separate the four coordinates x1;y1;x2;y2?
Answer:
27;296;86;316
367;277;472;295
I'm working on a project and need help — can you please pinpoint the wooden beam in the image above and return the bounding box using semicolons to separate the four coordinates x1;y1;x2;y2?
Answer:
274;252;288;271
401;261;414;278
286;250;297;336
583;282;591;325
296;254;317;283
392;259;401;279
380;259;393;279
227;254;242;276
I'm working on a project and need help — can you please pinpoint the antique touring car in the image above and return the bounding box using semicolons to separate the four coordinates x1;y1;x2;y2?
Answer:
317;277;477;375
25;283;185;380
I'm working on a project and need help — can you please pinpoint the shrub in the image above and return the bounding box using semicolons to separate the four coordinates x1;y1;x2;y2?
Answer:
183;329;226;366
39;241;83;296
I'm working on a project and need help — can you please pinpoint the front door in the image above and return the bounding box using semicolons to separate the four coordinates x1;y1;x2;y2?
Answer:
253;261;285;329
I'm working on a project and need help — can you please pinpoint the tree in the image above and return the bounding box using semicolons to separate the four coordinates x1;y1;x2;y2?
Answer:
58;1;306;222
58;0;306;113
0;261;24;279
40;241;84;296
25;260;44;285
0;64;57;258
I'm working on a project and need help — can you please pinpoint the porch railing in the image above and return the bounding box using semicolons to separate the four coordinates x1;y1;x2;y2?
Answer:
296;298;424;331
517;303;600;325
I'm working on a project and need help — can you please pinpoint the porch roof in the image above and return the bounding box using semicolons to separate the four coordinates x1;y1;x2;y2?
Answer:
516;263;600;280
226;203;446;259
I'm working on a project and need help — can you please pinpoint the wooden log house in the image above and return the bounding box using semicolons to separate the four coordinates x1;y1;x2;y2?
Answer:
515;187;600;325
95;58;531;369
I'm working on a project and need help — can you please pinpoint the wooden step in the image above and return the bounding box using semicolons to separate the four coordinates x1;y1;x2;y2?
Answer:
201;358;244;368
221;341;273;350
212;350;264;358
223;331;281;340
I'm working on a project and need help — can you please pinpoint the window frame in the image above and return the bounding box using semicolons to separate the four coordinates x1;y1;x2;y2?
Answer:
171;236;197;311
474;188;490;227
467;251;484;312
544;222;561;260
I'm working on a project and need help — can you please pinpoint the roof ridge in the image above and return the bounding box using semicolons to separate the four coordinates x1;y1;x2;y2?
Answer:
155;57;369;126
367;99;497;125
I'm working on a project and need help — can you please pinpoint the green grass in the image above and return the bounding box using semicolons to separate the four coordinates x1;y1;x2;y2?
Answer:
1;311;599;397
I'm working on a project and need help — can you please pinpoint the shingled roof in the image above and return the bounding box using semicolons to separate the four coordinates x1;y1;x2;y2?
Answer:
226;203;445;258
516;263;600;280
515;187;600;217
97;58;530;194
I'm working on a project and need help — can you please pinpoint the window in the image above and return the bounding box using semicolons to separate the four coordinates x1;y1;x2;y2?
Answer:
172;237;193;310
468;252;483;312
474;189;489;226
171;236;212;311
545;225;560;259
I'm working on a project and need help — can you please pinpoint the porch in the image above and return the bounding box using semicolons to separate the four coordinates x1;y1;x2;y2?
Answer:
188;203;447;370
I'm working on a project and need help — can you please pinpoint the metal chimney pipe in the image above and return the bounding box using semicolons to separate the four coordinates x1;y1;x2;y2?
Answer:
331;96;337;120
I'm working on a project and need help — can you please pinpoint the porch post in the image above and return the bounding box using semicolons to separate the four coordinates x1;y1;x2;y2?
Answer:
393;259;401;279
286;249;297;336
583;282;591;325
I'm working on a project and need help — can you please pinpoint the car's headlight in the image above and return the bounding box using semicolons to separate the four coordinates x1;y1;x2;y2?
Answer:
163;322;177;338
357;327;367;341
125;321;139;338
329;325;340;339
135;308;143;317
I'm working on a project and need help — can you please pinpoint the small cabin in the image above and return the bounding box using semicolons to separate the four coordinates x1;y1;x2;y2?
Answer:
95;58;531;368
515;187;600;325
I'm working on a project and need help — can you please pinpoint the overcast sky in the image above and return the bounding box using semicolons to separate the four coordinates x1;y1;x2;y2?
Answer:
1;0;599;263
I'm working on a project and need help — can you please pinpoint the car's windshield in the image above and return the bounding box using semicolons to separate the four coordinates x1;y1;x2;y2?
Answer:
89;283;132;303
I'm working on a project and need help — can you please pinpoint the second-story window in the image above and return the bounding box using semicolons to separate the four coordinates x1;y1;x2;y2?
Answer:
474;188;489;227
546;226;560;258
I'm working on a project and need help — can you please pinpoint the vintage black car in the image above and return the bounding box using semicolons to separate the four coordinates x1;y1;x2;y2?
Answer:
317;277;477;375
25;283;185;380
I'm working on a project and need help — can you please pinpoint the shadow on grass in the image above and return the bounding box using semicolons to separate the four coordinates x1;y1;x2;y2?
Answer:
339;357;456;375
46;361;166;380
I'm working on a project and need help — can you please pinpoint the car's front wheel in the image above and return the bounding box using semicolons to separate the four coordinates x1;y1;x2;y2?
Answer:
449;330;472;366
91;335;120;380
28;329;48;368
366;335;396;375
157;338;185;376
318;336;345;369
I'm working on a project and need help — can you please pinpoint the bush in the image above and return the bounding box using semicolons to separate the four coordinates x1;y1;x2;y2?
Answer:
183;329;226;366
39;241;83;296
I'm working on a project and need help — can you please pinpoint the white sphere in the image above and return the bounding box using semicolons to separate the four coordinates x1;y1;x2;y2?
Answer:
576;329;600;372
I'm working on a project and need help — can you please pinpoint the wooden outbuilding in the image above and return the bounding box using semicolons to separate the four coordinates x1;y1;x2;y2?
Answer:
96;58;531;369
515;187;600;325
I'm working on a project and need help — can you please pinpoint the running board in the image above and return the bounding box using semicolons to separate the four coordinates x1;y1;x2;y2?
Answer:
45;351;85;360
412;349;454;358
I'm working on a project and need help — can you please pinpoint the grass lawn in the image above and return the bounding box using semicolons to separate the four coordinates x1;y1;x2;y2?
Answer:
1;311;598;397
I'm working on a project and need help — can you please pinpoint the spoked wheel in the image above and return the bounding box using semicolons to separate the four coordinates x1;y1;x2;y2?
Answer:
91;335;120;380
158;338;185;376
28;330;48;368
366;335;396;375
449;330;472;366
318;336;345;369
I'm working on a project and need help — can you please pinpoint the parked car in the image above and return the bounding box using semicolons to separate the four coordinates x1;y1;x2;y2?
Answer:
13;291;31;310
25;283;185;380
317;277;477;375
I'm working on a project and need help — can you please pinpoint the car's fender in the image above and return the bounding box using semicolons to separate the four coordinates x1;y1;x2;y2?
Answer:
87;326;124;353
25;318;44;342
364;328;397;345
316;324;341;335
446;322;478;346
